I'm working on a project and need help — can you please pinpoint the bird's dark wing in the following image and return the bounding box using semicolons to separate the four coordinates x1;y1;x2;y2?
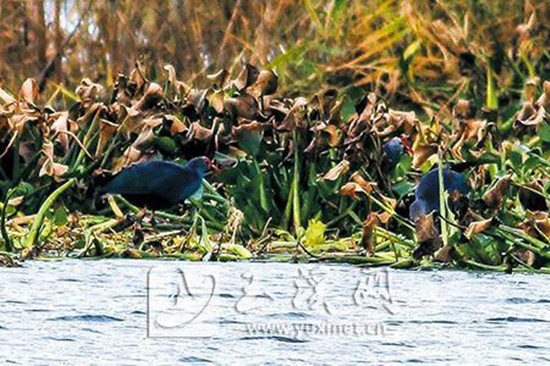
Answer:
416;168;469;200
101;161;186;196
415;169;440;201
169;166;203;202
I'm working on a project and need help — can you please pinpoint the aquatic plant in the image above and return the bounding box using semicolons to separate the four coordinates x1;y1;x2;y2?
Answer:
0;61;549;273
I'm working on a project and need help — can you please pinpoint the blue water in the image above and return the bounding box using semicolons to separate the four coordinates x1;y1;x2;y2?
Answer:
0;260;549;364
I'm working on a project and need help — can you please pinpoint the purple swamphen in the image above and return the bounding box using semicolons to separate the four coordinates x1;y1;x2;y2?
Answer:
409;167;469;222
382;136;411;169
98;156;213;211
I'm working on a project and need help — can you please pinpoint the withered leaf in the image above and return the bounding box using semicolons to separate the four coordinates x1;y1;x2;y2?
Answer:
413;213;443;259
361;213;379;255
39;160;69;179
189;122;213;141
143;117;163;128
208;90;225;114
434;245;453;263
464;217;493;239
520;211;550;240
483;175;511;208
350;171;375;194
454;99;473;119
0;86;16;105
277;97;308;131
254;70;278;96
322;160;350;181
233;121;266;156
524;77;540;101
76;78;104;101
536;81;550;109
235;64;260;90
134;83;164;110
132;127;156;151
50;112;71;152
39;141;68;180
412;142;437;169
415;212;439;243
206;69;229;87
19;78;38;104
163;64;178;86
224;95;259;120
97;119;119;157
164;115;187;135
340;182;367;200
312;123;340;147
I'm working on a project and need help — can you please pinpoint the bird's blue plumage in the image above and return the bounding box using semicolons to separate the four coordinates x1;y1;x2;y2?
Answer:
409;168;469;221
383;137;404;169
99;157;209;210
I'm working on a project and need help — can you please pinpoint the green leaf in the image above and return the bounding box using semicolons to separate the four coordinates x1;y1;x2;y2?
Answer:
52;206;68;227
540;122;550;143
155;136;178;154
507;150;523;169
340;95;356;121
227;244;252;259
198;216;213;255
486;65;498;110
303;219;326;247
392;180;414;200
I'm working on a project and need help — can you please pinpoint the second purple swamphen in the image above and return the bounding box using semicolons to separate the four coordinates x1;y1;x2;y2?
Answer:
98;156;213;211
409;168;469;222
382;136;412;169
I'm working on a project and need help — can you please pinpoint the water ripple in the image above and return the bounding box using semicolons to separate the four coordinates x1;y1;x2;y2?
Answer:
48;315;124;322
486;317;549;323
239;335;310;343
178;356;213;363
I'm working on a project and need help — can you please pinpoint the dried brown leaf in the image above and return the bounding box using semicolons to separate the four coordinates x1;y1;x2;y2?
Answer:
483;175;511;208
322;160;350;181
135;83;164;111
96;119;119;157
235;64;259;90
350;171;375;194
340;182;367;200
164;115;187;135
464;217;493;239
189;122;213;141
224;95;259;120
19;78;38;104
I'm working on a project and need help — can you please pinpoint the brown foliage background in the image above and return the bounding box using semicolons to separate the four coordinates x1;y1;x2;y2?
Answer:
1;1;550;111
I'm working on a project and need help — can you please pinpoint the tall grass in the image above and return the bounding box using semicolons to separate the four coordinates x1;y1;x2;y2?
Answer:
1;1;549;114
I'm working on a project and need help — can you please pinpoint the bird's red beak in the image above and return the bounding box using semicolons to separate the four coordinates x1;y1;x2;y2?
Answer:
400;135;413;155
205;157;220;173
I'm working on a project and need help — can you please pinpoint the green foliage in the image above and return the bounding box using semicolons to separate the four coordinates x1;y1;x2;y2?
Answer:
303;219;327;247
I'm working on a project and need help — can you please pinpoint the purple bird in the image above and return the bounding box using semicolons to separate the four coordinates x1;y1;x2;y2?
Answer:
382;136;412;169
98;156;213;211
409;168;469;222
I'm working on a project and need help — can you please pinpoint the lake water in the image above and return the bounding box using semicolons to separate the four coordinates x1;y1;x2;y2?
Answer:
0;260;549;364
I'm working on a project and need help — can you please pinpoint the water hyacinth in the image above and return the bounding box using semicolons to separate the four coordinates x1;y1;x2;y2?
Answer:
0;62;548;274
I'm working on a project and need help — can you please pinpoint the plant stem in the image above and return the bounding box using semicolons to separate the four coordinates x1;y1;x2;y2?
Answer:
24;178;76;257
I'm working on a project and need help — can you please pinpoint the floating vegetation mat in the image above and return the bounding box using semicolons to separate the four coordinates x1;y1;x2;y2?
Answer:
0;63;550;274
